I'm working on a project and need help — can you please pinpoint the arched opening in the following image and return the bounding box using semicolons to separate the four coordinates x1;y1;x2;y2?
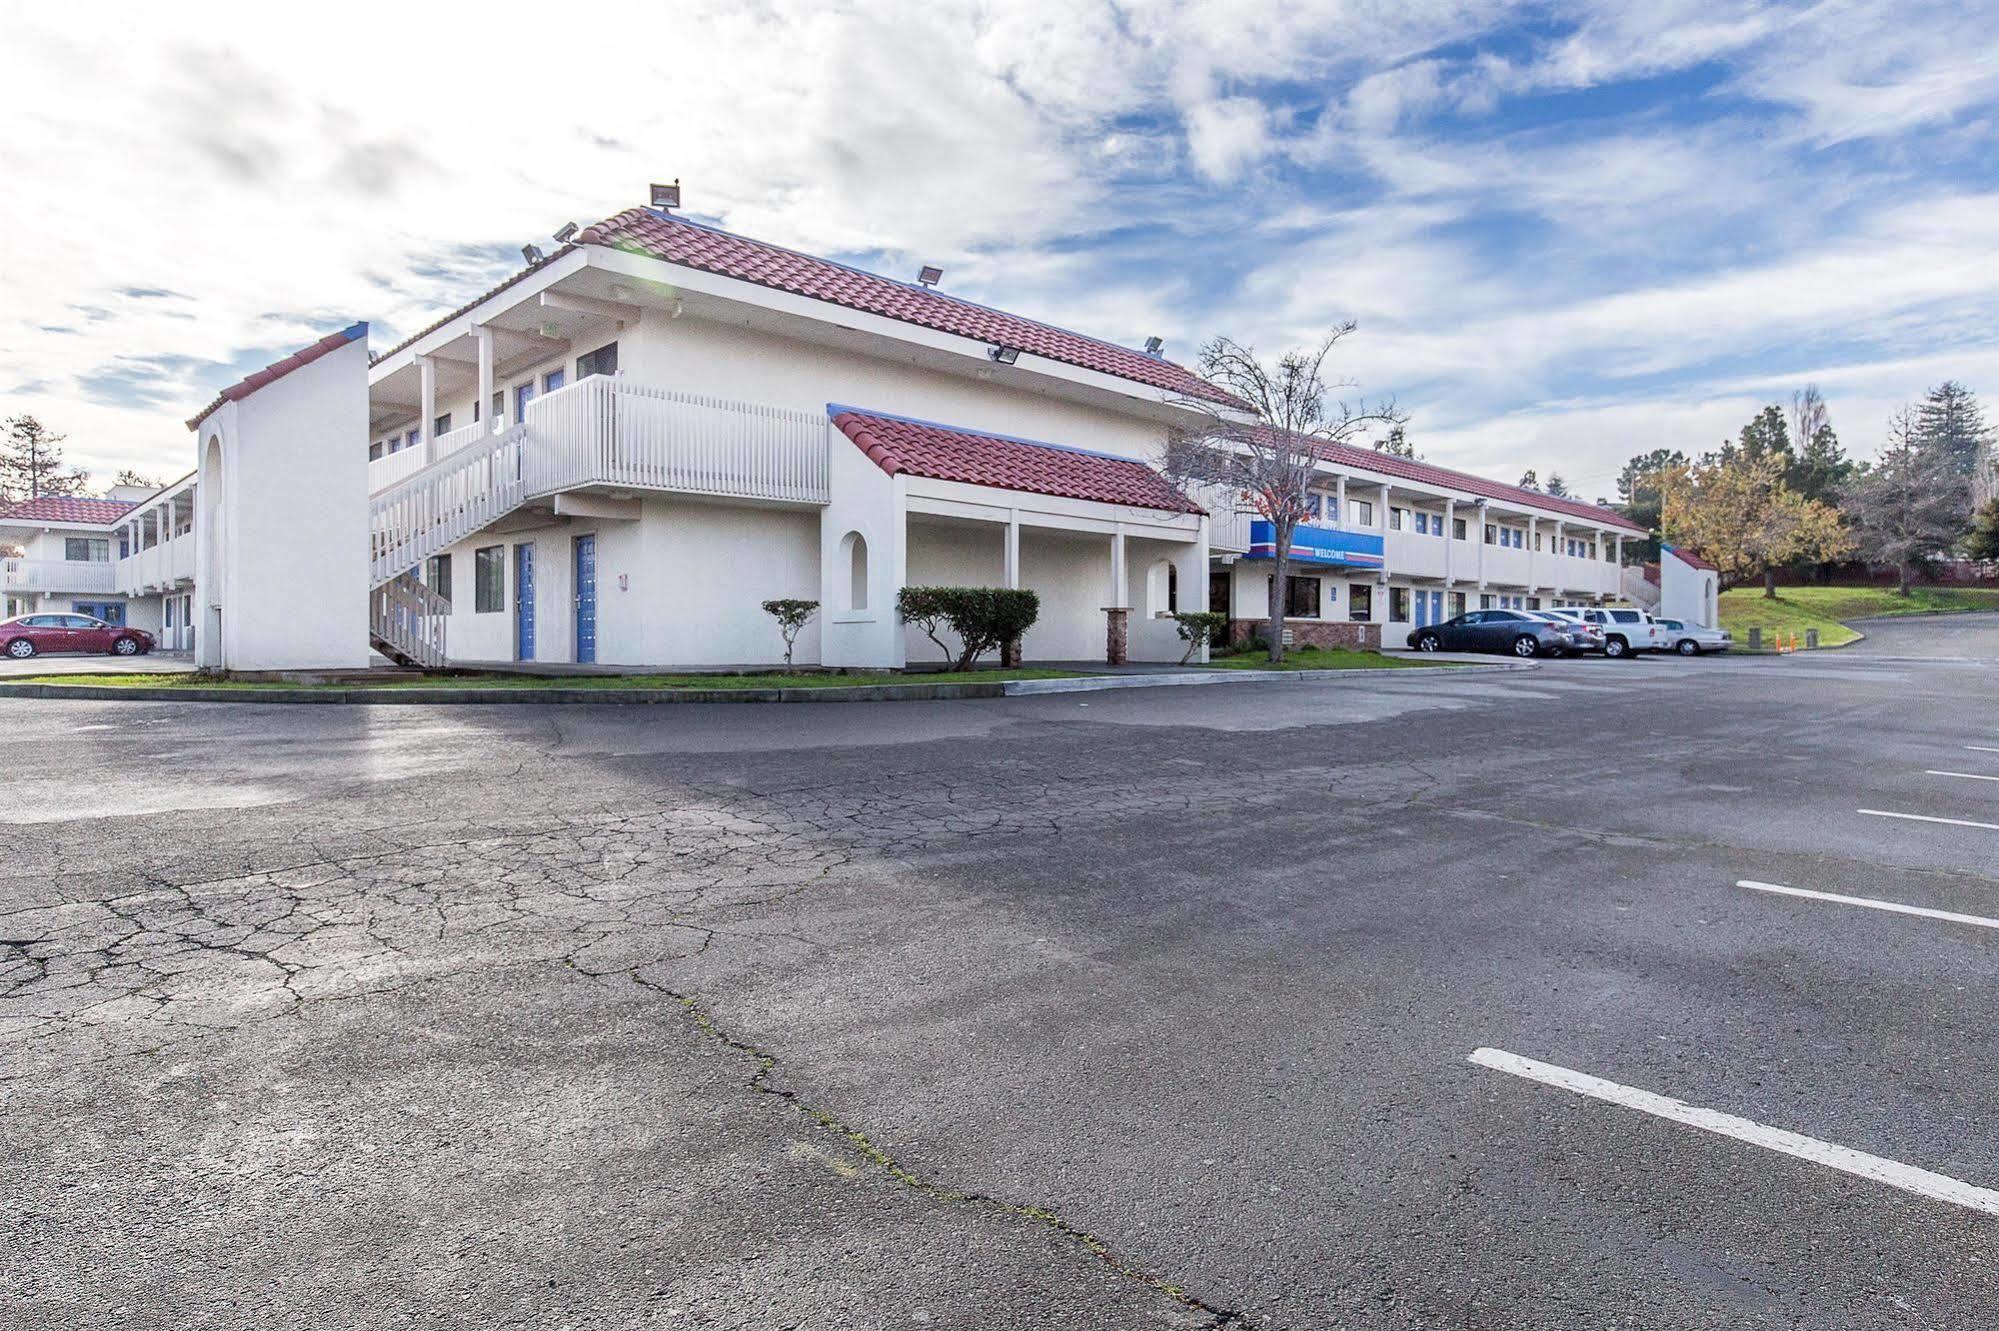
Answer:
1145;558;1175;617
200;434;225;668
841;530;869;611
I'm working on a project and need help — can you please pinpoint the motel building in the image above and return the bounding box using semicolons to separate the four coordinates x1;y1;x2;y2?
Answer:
33;189;1643;674
0;479;199;650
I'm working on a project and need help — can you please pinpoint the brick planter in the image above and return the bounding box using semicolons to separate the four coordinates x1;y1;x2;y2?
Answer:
1226;619;1381;650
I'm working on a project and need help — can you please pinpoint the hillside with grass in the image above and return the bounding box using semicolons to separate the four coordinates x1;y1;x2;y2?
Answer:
1718;585;1999;647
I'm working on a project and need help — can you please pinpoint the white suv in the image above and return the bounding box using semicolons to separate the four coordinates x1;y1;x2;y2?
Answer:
1545;607;1665;658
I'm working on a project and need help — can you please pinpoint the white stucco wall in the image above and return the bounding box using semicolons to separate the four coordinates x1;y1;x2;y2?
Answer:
199;335;371;671
1660;550;1719;628
430;497;821;668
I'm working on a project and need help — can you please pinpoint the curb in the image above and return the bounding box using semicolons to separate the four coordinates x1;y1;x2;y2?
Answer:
0;661;1525;707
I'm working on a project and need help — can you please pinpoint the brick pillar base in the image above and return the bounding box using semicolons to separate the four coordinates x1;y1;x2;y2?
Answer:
1002;638;1022;667
1104;608;1129;665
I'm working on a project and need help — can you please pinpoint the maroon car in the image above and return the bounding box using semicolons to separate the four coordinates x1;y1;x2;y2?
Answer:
1;613;154;659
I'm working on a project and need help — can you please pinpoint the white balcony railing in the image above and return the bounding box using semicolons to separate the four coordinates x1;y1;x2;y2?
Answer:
2;557;118;594
369;376;829;586
368;420;492;495
114;530;195;594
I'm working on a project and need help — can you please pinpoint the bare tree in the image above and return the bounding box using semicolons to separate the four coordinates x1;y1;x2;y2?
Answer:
1160;325;1403;665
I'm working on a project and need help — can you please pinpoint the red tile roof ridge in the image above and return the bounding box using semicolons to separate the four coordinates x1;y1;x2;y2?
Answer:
187;322;368;431
829;405;1204;515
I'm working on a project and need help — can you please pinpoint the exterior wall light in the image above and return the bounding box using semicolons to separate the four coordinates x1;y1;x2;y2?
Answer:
988;345;1021;365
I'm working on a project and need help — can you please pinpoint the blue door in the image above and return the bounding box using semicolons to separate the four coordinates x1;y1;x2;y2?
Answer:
1414;593;1430;629
515;544;536;660
573;535;597;664
1428;591;1444;625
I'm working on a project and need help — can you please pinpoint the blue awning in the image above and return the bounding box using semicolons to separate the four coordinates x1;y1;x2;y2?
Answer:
1246;520;1385;569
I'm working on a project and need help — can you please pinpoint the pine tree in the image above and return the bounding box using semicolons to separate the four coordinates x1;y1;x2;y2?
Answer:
1967;498;1999;564
1914;381;1990;479
1;415;91;505
1544;472;1571;498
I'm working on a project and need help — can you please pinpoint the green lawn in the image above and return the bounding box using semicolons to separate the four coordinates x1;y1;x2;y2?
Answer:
1718;585;1999;648
5;667;1088;692
1202;647;1429;671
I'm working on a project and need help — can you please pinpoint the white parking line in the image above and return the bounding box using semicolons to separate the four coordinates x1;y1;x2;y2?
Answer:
1858;808;1999;831
1927;770;1999;783
1469;1048;1999;1217
1965;745;1999;754
1737;879;1999;931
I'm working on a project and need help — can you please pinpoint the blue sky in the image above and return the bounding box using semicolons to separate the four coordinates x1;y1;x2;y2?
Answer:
3;0;1997;501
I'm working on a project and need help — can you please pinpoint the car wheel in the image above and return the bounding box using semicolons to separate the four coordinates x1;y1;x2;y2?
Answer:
1676;638;1699;656
1512;635;1540;658
5;638;35;659
1416;634;1441;652
1603;636;1630;659
112;636;140;656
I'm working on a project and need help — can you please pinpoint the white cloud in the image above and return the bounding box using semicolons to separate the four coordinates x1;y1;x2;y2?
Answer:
1;0;1996;502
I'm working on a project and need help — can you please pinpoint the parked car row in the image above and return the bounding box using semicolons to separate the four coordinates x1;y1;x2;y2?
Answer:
1;613;155;659
1407;607;1732;659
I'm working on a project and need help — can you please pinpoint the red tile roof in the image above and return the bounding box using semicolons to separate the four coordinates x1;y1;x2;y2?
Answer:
1665;544;1718;571
187;323;368;431
580;208;1240;407
1294;431;1647;533
830;407;1204;515
0;495;139;526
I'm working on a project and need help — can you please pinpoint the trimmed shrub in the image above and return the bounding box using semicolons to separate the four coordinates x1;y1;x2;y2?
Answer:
760;598;819;667
1170;610;1228;665
895;585;1041;670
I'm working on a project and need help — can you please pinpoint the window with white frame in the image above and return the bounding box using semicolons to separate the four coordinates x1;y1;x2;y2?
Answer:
425;553;453;603
64;538;109;562
474;546;504;613
1351;499;1373;526
576;342;619;379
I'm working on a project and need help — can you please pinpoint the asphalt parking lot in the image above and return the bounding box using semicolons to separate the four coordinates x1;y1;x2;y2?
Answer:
3;614;1995;1329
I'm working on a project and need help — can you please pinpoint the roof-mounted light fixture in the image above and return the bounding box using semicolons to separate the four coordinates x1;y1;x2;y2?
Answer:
521;243;545;265
553;222;578;243
987;344;1021;365
650;179;682;211
917;265;943;287
1143;336;1164;356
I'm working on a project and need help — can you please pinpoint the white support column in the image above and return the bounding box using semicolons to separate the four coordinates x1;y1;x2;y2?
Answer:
1335;474;1347;525
474;327;496;434
1475;501;1488;589
1551;520;1564;596
1377;484;1393;596
416;354;437;454
1443;498;1456;584
1109;524;1128;604
1526;515;1538;591
1004;510;1020;589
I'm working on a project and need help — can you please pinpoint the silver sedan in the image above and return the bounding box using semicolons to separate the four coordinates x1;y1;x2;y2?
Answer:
1655;618;1733;655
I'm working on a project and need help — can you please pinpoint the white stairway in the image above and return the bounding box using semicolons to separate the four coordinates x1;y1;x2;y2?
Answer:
364;376;831;665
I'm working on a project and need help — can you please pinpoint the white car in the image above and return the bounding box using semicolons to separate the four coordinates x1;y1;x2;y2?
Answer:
1542;607;1666;658
1654;617;1733;656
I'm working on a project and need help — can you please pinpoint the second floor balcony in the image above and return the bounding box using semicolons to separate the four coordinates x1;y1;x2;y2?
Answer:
3;557;118;594
116;529;195;594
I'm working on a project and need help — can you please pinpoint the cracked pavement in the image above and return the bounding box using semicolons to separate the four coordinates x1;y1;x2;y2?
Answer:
3;616;1997;1328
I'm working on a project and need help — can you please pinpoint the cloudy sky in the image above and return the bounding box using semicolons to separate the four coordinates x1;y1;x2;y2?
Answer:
3;0;1997;500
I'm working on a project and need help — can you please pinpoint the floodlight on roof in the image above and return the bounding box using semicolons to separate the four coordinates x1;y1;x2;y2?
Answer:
650;180;682;210
521;244;545;265
917;265;943;287
987;344;1021;366
553;222;578;243
1143;336;1164;356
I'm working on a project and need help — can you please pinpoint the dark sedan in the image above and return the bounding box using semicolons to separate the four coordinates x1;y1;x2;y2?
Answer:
1407;609;1580;658
1;613;155;659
